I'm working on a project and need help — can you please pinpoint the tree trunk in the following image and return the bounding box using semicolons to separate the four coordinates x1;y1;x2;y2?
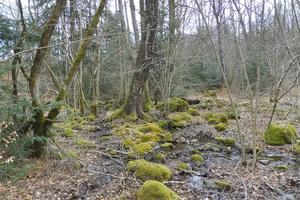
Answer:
129;0;139;45
122;0;159;118
27;0;67;157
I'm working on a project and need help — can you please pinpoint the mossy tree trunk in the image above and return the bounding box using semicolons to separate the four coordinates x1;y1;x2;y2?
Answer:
28;0;106;157
47;0;107;121
27;0;67;157
122;0;159;119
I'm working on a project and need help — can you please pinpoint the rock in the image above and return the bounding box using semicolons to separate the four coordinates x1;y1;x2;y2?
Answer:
188;176;204;191
259;159;271;165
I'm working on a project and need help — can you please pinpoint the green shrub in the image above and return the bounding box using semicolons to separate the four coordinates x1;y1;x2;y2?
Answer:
215;136;235;147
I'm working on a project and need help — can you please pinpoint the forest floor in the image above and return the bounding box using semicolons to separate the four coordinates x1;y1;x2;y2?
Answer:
0;91;299;200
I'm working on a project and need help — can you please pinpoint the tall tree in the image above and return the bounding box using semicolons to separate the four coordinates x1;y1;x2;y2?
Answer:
122;0;159;118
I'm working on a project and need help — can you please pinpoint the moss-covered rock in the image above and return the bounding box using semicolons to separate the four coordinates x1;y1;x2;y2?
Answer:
274;165;289;171
63;127;74;137
215;136;235;147
137;123;164;133
168;98;189;112
132;142;153;156
137;180;179;200
168;112;192;128
155;153;166;161
177;162;189;170
191;154;204;163
158;120;169;129
160;142;173;149
140;133;161;143
187;108;200;116
122;138;135;149
127;160;172;181
214;180;232;191
214;123;228;132
204;113;228;124
264;123;297;145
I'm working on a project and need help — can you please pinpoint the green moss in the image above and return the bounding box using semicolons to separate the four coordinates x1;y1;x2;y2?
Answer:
132;142;153;156
168;112;192;122
204;113;228;124
214;123;228;132
178;162;189;170
168;112;192;128
162;132;173;142
122;138;135;149
274;165;289;171
63;127;74;137
137;180;179;200
137;123;164;133
140;133;161;143
191;154;204;163
160;143;173;149
168;97;189;112
214;180;232;191
86;114;96;121
127;160;172;181
108;108;137;122
74;138;96;148
225;107;239;120
215;136;235;147
155;153;166;161
264;123;297;145
187;108;200;116
58;150;79;160
158;121;169;129
191;149;201;154
293;141;300;154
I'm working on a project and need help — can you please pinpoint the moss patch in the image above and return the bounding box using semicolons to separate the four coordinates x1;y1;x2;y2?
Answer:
214;123;228;132
214;180;232;191
215;136;235;147
177;162;189;170
168;97;189;112
204;113;228;124
63;127;74;137
137;123;164;133
155;153;166;161
274;165;289;171
132;142;153;156
137;180;179;200
160;142;173;149
264;123;297;145
187;108;200;116
127;160;172;181
191;154;204;163
168;112;192;128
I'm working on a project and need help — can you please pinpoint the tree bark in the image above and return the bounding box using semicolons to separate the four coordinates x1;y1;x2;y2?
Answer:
122;0;159;118
28;0;67;157
129;0;139;45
